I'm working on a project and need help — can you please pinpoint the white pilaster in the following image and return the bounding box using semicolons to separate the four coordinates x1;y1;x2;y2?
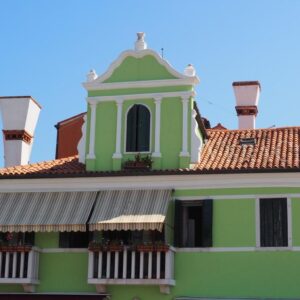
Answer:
87;103;97;159
180;96;190;157
153;97;162;157
112;98;123;159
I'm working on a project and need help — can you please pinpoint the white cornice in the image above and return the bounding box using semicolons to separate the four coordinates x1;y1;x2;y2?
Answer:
86;91;195;104
0;172;300;192
83;78;199;91
82;49;199;91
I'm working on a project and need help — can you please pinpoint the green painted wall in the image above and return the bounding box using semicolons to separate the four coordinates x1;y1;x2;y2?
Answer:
213;199;256;247
103;55;177;82
36;252;94;293
292;197;300;246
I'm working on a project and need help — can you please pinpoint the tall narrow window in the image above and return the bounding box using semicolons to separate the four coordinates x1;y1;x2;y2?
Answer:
174;199;213;247
260;198;288;247
126;104;150;152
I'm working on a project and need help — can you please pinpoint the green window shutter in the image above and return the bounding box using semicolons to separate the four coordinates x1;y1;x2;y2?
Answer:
126;104;150;152
126;105;138;152
174;199;183;247
201;199;213;247
136;105;150;151
260;198;288;247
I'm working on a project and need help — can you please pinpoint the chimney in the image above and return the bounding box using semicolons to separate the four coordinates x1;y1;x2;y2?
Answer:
233;81;261;130
0;96;41;167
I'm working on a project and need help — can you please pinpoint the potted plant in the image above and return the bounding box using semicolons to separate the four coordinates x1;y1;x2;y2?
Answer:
107;240;124;252
123;154;153;170
137;242;155;252
154;241;169;252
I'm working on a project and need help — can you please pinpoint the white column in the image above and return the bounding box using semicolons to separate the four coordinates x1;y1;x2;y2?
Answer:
180;96;190;156
153;97;162;157
87;102;97;159
112;98;123;159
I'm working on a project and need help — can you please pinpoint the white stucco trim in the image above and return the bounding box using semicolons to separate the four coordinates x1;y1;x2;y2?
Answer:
2;173;300;192
87;91;195;104
86;103;97;159
123;103;152;154
180;96;190;157
153;97;162;157
83;78;199;91
82;49;199;91
112;98;124;159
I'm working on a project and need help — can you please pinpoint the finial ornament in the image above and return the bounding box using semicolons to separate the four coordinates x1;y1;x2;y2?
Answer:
87;69;98;82
184;64;196;77
135;32;147;51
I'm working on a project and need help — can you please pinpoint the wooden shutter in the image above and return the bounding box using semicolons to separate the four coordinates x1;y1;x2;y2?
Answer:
260;198;288;247
174;200;183;247
201;199;213;247
136;105;150;151
126;105;138;152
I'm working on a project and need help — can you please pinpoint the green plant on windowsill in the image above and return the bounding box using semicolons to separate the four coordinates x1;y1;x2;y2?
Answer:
88;238;124;252
123;153;153;170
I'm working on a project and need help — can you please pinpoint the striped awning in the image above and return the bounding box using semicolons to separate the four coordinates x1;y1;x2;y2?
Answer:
0;192;97;232
89;189;172;231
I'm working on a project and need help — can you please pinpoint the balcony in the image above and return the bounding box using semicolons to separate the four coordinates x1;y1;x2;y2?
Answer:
0;246;39;292
88;245;175;294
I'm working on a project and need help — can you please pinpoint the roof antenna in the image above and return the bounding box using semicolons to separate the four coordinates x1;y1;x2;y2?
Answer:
161;48;164;59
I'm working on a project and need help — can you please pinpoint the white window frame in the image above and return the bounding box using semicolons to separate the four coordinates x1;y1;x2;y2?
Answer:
255;197;292;249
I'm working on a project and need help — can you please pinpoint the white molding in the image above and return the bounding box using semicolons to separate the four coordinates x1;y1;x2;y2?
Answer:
82;49;199;91
288;197;293;247
88;278;175;286
87;103;97;159
255;198;260;247
3;173;300;192
123;103;152;154
180;96;190;157
87;91;195;104
176;246;300;253
255;197;292;248
112;98;124;159
175;194;300;200
154;97;162;156
83;78;198;91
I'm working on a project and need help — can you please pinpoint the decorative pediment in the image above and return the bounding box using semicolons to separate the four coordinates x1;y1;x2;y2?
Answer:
83;33;199;91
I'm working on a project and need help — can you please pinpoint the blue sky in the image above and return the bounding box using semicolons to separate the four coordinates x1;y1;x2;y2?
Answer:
1;1;300;164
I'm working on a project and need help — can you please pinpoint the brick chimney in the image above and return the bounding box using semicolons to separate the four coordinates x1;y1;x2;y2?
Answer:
233;81;261;130
0;96;41;167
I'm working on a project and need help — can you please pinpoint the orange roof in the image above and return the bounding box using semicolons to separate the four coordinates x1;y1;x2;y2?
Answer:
197;127;300;172
0;126;300;178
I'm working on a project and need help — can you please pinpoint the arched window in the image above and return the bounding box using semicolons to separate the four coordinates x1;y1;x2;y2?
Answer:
126;104;150;152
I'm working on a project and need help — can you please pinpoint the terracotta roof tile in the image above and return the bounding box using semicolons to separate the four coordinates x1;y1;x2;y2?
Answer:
0;126;300;178
197;126;300;172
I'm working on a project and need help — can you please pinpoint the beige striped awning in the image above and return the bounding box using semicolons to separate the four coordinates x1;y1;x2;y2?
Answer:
0;192;97;232
89;189;172;232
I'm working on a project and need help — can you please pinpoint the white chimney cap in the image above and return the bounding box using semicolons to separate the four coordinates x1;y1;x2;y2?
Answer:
87;69;98;82
233;81;261;107
135;32;147;51
184;64;196;77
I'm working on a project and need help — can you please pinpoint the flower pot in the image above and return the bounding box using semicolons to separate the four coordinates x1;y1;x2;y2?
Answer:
137;245;154;252
155;245;169;252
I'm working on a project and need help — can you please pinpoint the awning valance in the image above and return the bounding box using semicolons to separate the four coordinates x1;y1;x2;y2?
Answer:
0;192;97;232
89;189;172;231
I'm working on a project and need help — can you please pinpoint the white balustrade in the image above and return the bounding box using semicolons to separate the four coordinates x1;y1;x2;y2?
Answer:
88;246;175;294
0;247;39;284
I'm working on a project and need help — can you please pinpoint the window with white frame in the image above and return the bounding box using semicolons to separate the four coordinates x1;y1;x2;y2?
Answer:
126;104;150;152
259;198;288;247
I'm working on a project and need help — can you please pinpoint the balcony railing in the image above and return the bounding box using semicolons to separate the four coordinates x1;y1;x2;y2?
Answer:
0;246;39;292
88;245;175;294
